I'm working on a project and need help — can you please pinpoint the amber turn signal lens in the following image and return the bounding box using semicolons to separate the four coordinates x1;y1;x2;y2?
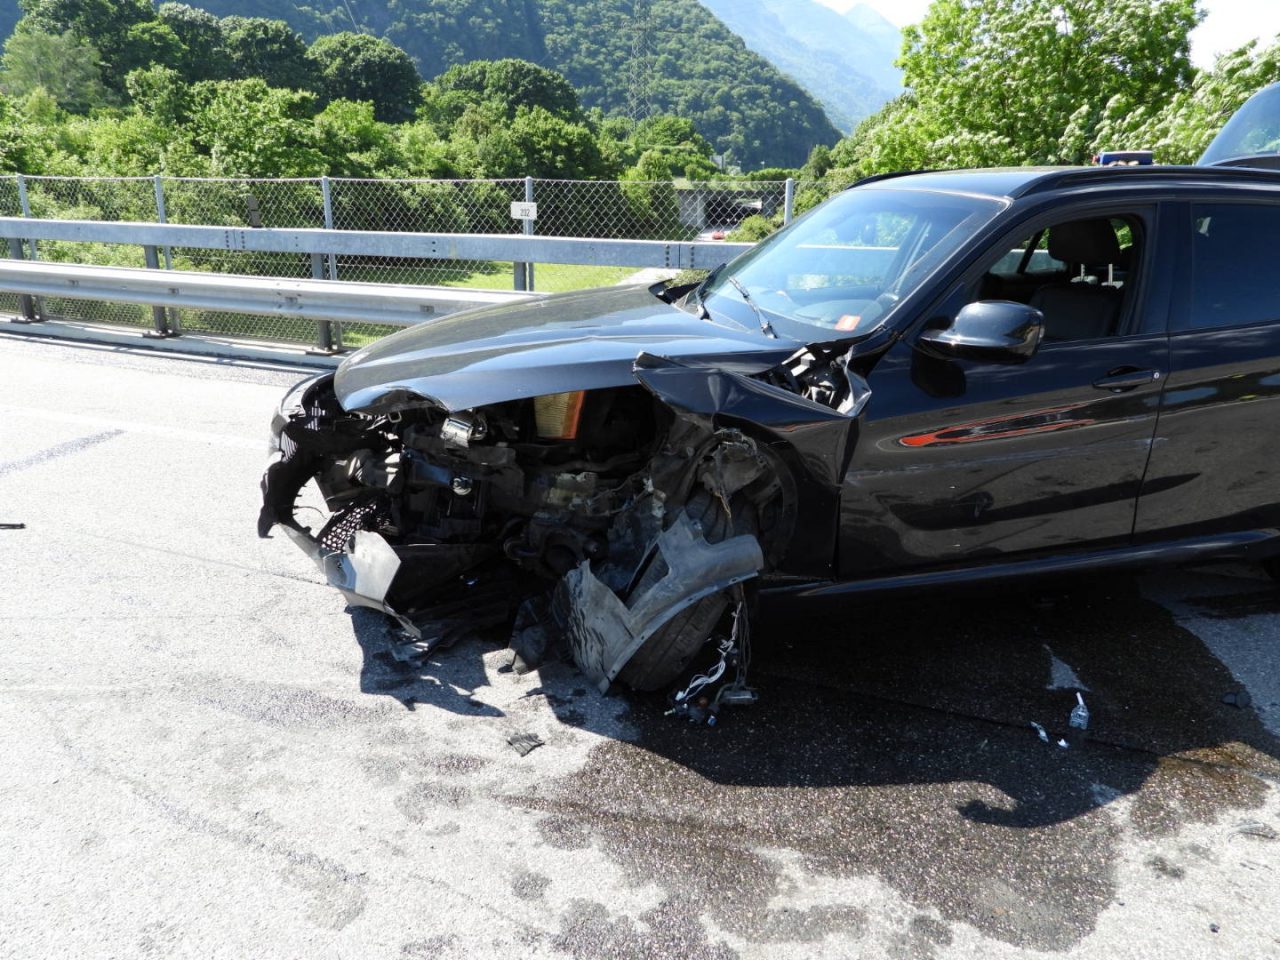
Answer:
533;391;586;440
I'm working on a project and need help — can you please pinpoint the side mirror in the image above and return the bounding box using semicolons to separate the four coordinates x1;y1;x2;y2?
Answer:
916;300;1044;364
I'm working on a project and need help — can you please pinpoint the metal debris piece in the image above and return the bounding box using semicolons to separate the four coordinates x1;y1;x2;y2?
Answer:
1056;738;1069;749
1070;692;1090;730
1030;721;1050;743
507;733;545;757
1222;689;1252;709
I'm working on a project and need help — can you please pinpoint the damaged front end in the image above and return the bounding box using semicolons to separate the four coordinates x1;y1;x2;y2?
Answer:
260;369;795;690
259;327;867;692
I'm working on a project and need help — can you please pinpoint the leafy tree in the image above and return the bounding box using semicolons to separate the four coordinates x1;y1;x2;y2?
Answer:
313;98;407;176
118;21;186;78
428;58;584;124
184;77;325;176
219;15;317;92
157;3;233;82
0;90;40;172
503;105;608;178
308;32;421;123
618;157;684;238
397;119;465;178
0;26;105;111
802;144;831;179
1091;37;1280;164
125;64;188;126
18;0;154;90
625;114;717;179
74;110;171;175
841;0;1201;174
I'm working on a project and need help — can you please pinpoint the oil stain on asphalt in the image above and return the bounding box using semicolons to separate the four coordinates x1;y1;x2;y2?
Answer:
509;575;1280;952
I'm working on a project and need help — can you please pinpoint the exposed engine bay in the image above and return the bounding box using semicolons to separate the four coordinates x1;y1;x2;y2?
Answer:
258;339;868;694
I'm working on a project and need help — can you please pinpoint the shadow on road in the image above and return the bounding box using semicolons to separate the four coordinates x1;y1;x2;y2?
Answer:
351;606;503;718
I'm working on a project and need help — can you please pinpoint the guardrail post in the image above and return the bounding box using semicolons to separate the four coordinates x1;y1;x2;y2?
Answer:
310;251;335;353
142;245;175;336
5;237;38;322
523;176;535;291
783;177;795;225
153;175;180;333
15;174;45;320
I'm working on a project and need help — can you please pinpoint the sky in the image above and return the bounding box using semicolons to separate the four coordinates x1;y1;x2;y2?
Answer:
814;0;1280;68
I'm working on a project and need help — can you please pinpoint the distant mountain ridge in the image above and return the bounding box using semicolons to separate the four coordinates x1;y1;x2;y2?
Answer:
89;0;843;168
697;0;901;132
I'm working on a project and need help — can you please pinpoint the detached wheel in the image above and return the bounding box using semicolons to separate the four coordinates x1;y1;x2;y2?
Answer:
616;489;756;692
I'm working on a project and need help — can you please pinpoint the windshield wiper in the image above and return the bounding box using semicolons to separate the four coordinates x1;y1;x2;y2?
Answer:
690;262;726;318
726;276;776;338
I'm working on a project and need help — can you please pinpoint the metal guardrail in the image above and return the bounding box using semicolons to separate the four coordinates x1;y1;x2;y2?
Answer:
0;216;752;351
0;217;752;266
0;259;538;327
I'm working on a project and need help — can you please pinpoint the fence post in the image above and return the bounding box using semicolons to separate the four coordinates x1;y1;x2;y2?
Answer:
318;177;341;351
513;178;528;291
5;236;38;323
15;174;45;320
783;177;795;226
523;176;535;291
142;245;174;336
321;177;338;280
310;251;335;353
153;175;180;333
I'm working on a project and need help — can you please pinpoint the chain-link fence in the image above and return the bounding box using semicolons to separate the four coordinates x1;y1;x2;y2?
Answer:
0;176;21;318
1;173;837;347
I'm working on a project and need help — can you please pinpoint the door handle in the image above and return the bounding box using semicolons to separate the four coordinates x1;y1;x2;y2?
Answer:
1092;367;1161;392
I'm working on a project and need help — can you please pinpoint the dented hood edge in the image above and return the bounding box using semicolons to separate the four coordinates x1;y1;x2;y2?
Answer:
332;284;797;414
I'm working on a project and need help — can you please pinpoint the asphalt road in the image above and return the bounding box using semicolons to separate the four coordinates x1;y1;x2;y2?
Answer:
2;332;1278;959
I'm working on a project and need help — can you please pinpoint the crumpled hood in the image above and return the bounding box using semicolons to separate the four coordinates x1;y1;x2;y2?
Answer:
334;284;797;412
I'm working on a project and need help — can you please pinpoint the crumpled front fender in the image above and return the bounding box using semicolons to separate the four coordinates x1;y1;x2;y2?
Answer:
631;353;867;578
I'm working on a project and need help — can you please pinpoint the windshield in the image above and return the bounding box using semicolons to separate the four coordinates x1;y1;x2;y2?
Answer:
701;186;1003;339
1200;82;1280;165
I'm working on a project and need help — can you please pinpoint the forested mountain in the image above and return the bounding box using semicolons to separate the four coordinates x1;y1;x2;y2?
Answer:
698;0;900;132
149;0;841;167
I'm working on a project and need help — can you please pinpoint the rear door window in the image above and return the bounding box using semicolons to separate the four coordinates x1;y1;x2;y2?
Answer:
1181;202;1280;331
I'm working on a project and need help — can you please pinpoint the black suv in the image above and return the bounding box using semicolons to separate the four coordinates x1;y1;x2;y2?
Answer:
261;85;1280;693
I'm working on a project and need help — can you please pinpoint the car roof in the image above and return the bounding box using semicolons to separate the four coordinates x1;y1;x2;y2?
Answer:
855;165;1280;201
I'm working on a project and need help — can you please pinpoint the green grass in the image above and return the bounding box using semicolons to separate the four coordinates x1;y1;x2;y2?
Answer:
337;260;636;293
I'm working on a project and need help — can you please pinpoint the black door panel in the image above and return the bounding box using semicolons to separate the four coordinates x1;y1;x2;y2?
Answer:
1136;325;1280;539
840;335;1167;575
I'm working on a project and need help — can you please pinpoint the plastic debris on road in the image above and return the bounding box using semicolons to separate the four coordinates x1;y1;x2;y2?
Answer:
1070;692;1090;730
507;733;545;756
